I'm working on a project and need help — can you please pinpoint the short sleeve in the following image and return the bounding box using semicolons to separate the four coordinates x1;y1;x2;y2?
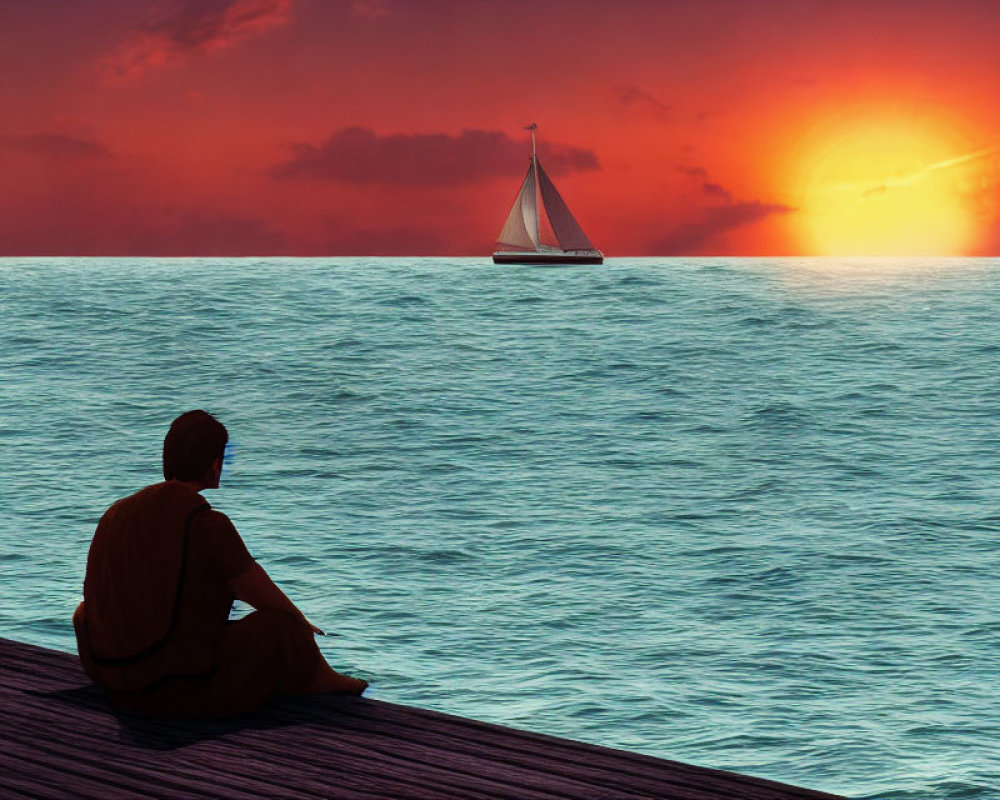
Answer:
192;509;255;581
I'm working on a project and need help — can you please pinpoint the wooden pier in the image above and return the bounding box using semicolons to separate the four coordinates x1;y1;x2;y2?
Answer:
0;637;845;799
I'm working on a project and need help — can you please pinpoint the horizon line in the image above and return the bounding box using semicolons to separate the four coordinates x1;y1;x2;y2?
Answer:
1;253;998;260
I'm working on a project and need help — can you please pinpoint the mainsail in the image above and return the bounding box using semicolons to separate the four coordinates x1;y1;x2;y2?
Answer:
497;160;539;250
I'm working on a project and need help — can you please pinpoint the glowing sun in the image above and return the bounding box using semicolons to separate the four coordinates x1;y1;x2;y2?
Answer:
797;117;986;256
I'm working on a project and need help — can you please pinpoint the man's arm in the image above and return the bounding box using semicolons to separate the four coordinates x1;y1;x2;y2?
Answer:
228;562;325;635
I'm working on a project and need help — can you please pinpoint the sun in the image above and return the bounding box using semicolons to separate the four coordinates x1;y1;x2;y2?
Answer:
796;116;982;256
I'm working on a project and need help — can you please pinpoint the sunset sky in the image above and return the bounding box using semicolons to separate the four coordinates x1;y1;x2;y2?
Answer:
3;0;1000;256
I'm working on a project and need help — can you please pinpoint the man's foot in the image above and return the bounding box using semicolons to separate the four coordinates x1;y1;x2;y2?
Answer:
322;672;368;696
302;665;368;695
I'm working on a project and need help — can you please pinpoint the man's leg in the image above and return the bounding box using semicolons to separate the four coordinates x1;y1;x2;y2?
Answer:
198;609;366;714
107;609;364;719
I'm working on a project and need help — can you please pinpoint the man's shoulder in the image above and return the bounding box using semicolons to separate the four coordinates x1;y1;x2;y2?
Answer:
99;482;212;526
193;507;239;535
189;506;254;569
109;481;205;506
98;484;152;521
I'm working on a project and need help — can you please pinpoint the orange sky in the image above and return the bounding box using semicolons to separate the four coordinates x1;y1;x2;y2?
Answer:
3;0;1000;256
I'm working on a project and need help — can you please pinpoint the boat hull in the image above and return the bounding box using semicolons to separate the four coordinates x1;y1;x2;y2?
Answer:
492;250;604;265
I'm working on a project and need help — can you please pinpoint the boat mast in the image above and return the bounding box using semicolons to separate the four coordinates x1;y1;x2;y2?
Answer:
526;122;540;248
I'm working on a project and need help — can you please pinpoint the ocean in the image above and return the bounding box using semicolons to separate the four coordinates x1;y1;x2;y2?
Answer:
1;257;998;799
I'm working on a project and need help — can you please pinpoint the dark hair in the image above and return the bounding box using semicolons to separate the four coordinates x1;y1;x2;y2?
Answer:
162;410;228;481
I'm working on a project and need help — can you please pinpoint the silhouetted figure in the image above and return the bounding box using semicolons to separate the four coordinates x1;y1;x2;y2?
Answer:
73;410;366;718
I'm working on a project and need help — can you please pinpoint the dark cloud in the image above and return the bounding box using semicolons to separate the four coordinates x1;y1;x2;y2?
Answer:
351;0;390;19
271;127;600;185
616;85;670;117
679;166;708;179
679;165;734;201
0;134;110;159
650;201;794;255
150;0;290;51
104;0;291;79
702;182;733;202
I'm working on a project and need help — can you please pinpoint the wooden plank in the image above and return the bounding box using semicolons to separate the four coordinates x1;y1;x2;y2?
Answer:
1;642;839;800
228;703;735;800
245;695;838;800
4;655;655;799
0;638;848;800
0;735;190;799
320;699;834;800
3;679;589;800
0;689;471;800
0;716;318;800
221;720;651;800
0;759;151;800
0;772;114;800
3;678;598;800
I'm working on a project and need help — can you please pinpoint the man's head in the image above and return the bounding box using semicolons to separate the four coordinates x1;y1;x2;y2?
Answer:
162;410;228;485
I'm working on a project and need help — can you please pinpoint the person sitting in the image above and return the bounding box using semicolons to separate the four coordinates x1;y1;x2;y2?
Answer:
73;409;367;718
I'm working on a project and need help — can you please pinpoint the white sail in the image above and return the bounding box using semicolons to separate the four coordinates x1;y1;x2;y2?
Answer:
537;160;594;251
497;161;539;250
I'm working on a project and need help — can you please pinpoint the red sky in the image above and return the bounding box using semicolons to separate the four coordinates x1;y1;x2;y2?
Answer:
3;0;1000;256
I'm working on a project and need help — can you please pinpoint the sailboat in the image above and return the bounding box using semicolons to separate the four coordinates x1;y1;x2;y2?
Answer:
493;124;604;264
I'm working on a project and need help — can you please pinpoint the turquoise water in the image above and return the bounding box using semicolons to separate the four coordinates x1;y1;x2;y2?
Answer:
2;257;999;799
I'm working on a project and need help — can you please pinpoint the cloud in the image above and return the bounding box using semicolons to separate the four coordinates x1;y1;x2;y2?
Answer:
650;201;793;255
271;127;600;185
103;0;291;80
679;164;734;201
848;142;1000;199
702;182;733;202
679;166;708;179
860;184;887;200
0;134;110;160
616;85;670;117
351;0;391;19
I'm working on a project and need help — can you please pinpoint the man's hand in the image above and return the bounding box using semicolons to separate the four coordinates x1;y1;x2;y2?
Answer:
229;562;322;634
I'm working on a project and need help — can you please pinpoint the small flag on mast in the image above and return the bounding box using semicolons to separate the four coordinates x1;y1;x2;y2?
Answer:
524;123;538;158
